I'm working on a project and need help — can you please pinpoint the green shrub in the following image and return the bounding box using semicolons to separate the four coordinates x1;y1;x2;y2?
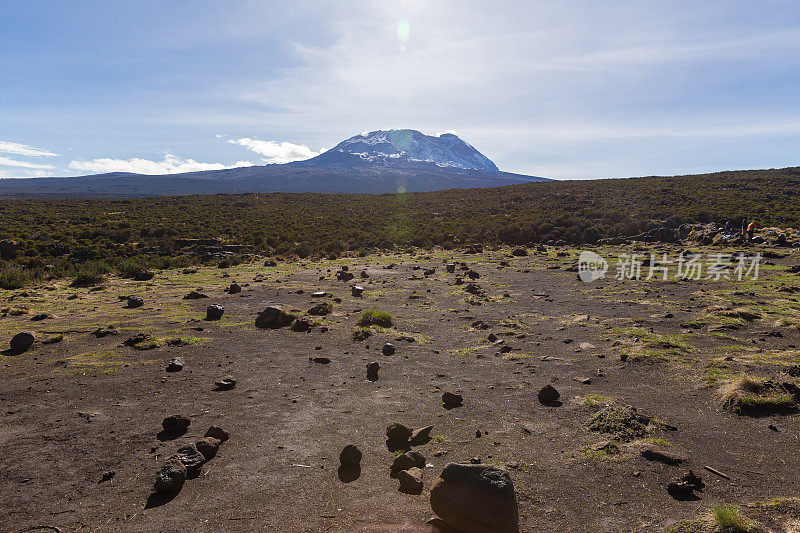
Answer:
358;309;393;328
712;505;756;532
0;264;31;289
71;260;110;287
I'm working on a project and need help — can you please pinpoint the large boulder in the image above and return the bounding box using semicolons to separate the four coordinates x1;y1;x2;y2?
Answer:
206;304;224;320
255;306;295;329
430;463;519;533
9;332;35;354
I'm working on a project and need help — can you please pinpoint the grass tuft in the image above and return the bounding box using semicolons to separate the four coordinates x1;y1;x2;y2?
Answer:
357;309;393;328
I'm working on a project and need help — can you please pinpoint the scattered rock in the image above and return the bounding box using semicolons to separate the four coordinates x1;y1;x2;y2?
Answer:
124;333;152;347
162;414;191;436
92;325;118;338
351;285;365;297
430;463;519;533
442;392;463;409
206;304;224;320
339;444;362;468
391;451;426;478
537;385;560;405
9;331;34;354
195;437;221;461
153;460;187;496
640;446;686;466
667;470;704;500
311;357;330;364
214;375;237;391
386;423;413;445
398;466;424;494
307;302;333;316
205;426;229;442
184;291;209;300
291;318;313;332
511;248;528;257
367;361;380;381
169;443;206;477
127;296;144;309
410;425;433;445
255;306;295;329
382;343;396;356
166;358;184;372
228;282;242;294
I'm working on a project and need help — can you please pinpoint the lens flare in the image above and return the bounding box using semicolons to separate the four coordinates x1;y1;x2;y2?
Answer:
396;20;410;42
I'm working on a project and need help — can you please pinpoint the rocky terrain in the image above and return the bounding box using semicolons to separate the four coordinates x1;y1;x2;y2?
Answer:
3;244;800;532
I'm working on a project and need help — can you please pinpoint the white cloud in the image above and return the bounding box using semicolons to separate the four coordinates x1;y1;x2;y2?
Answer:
0;168;51;179
228;138;322;164
0;156;55;170
67;153;253;175
0;140;59;157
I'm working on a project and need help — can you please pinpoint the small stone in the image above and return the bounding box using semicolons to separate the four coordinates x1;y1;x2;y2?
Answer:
367;361;380;381
228;282;242;294
391;451;426;478
255;306;295;329
196;437;221;461
339;445;362;468
351;285;365;297
184;291;208;300
206;305;224;320
291;318;313;332
205;426;229;442
214;375;236;390
311;357;331;364
169;443;206;477
9;332;34;354
382;343;396;356
153;460;186;496
307;302;333;316
166;358;184;372
410;425;433;445
127;296;144;309
442;392;463;409
398;467;424;494
161;414;191;436
537;384;560;405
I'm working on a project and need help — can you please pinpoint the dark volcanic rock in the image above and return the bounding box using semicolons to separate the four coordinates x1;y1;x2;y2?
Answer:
170;443;206;477
391;451;426;478
184;291;209;299
382;342;396;356
537;385;560;405
442;392;463;409
206;304;224;320
162;414;191;436
398;466;424;494
205;426;229;442
430;463;519;533
196;437;221;461
153;460;187;496
9;332;35;354
339;444;363;468
307;302;333;316
367;361;380;381
411;425;433;445
127;296;144;309
228;282;242;294
214;375;237;391
386;423;413;445
166;358;184;372
255;306;295;329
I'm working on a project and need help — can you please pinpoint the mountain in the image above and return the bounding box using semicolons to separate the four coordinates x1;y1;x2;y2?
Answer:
302;129;500;171
0;129;548;197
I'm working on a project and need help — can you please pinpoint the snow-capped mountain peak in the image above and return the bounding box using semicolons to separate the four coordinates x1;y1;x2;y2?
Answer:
304;129;499;172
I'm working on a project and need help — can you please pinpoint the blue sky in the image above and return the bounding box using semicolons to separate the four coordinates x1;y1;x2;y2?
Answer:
2;1;800;180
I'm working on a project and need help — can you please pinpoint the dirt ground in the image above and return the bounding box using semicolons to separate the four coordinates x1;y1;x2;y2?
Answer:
2;244;800;532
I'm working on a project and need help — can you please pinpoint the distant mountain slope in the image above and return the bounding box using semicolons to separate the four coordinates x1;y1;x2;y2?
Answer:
0;129;548;197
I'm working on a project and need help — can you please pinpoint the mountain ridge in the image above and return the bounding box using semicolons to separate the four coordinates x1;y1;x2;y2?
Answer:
0;129;549;197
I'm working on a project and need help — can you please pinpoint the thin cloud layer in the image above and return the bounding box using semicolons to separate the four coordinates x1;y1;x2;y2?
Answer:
228;138;322;164
68;153;253;175
0;140;59;157
0;156;55;170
